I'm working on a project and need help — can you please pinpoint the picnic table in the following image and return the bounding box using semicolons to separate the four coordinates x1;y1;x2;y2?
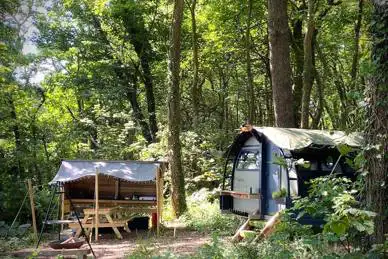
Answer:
68;206;157;239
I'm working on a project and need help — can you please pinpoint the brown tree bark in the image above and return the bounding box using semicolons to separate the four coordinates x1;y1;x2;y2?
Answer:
126;72;153;144
291;17;305;127
246;0;255;123
350;0;364;90
300;0;315;129
7;94;22;175
365;0;388;244
189;0;201;126
267;0;295;128
168;0;187;217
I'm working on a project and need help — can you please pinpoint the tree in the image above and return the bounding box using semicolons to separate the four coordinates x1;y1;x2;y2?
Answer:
267;0;295;127
365;0;388;244
188;0;201;126
168;0;187;217
300;0;315;129
110;0;158;142
245;0;255;123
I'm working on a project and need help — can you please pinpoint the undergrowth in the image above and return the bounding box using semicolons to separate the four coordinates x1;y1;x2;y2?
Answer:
163;188;243;236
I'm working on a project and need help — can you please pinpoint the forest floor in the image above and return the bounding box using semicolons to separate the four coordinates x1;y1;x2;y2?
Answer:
89;229;211;258
9;229;213;258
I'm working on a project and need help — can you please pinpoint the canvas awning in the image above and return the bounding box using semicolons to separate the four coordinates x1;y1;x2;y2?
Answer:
253;127;363;151
50;160;161;184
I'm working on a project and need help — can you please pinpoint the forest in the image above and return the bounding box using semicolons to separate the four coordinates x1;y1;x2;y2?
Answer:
0;0;387;258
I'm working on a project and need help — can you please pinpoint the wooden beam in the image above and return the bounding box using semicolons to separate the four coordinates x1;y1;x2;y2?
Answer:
156;168;160;236
12;248;91;258
60;185;65;232
114;179;119;200
95;168;99;241
159;169;164;221
27;179;38;238
220;190;260;200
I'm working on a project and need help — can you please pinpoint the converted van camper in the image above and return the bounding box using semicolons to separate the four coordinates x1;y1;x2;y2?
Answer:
220;126;362;223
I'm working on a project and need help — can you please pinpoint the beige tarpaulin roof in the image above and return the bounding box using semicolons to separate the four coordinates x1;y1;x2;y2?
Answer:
253;127;363;151
50;160;161;184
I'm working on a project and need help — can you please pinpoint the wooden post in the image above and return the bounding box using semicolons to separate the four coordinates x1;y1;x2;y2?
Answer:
159;170;164;221
60;185;65;232
114;179;119;200
95;168;99;241
156;168;163;236
156;169;160;236
27;179;38;238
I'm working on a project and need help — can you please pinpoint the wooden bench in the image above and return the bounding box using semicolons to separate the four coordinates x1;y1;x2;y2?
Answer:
12;248;91;259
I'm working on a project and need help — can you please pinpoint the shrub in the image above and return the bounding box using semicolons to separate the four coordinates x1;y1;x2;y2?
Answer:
180;188;243;235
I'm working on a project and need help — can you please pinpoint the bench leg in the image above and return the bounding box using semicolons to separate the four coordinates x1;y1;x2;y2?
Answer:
105;214;123;239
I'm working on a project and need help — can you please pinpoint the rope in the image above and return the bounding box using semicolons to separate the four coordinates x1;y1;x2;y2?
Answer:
5;190;29;238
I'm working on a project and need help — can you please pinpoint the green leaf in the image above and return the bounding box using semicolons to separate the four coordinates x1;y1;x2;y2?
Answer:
328;221;347;235
337;144;353;156
353;221;366;232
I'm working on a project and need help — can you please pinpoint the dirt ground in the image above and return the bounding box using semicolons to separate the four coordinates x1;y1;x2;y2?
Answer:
9;229;212;259
90;229;211;258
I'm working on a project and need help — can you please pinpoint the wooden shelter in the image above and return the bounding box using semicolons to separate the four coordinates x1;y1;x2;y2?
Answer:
50;160;166;239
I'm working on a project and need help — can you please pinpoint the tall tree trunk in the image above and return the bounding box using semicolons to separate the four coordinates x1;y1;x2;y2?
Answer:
311;67;324;128
130;41;158;142
139;53;158;142
111;4;159;142
126;72;153;144
91;15;154;143
7;94;22;175
291;18;304;127
168;0;187;217
189;0;201;126
365;0;388;244
246;0;255;123
267;0;295;127
301;0;315;129
351;0;364;90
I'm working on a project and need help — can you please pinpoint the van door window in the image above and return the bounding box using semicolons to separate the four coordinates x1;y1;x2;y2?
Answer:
236;150;261;170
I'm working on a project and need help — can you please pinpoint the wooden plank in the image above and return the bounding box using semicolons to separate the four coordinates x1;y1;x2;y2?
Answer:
84;207;157;215
69;199;156;205
75;213;90;237
159;170;164;220
27;179;38;238
69;222;127;229
220;190;260;199
12;248;90;258
95;169;99;241
60;185;65;231
105;214;123;239
115;179;119;199
156;168;160;236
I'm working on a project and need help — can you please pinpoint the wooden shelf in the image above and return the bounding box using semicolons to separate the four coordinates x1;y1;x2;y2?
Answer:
220;190;261;200
67;199;156;204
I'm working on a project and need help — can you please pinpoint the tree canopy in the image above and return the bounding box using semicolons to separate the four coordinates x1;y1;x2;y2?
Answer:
0;0;386;244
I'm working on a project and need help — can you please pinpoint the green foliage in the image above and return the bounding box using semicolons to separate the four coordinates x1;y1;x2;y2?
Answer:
272;188;287;199
179;188;243;235
0;228;37;254
0;1;379;252
291;175;377;252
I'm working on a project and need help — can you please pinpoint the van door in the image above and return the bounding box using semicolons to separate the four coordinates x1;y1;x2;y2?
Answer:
232;138;262;216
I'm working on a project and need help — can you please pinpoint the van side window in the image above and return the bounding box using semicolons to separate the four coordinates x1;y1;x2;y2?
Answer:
236;150;261;170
